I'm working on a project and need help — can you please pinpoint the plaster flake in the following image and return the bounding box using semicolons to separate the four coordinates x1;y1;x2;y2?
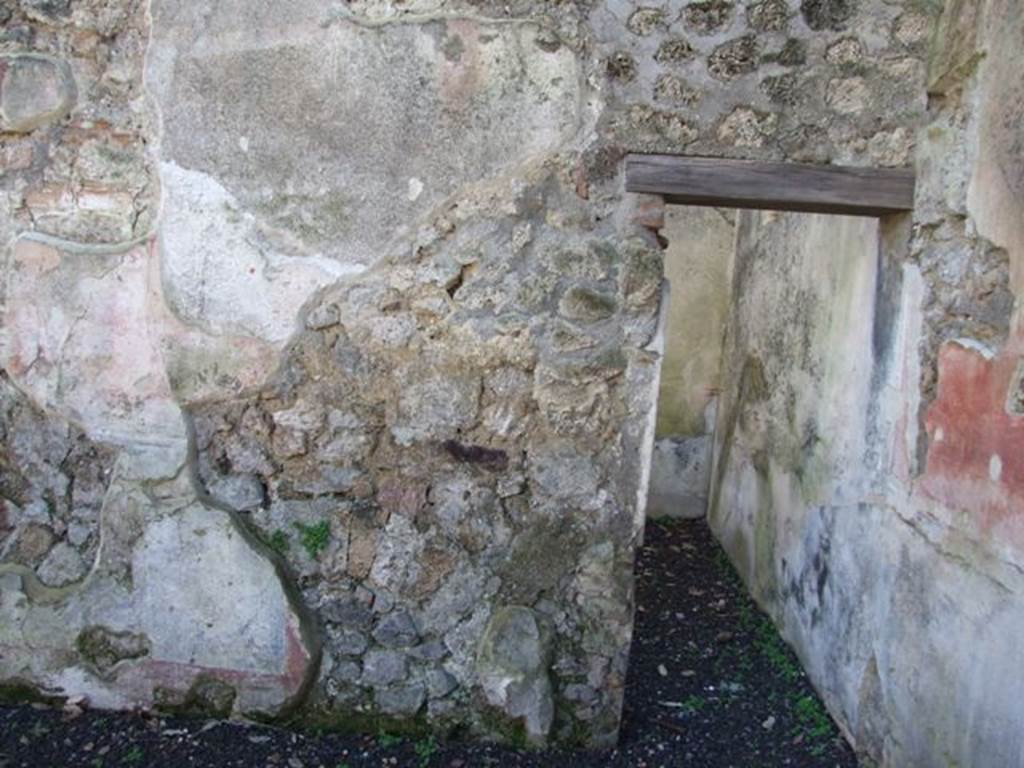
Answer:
158;160;360;345
94;506;316;716
0;238;184;453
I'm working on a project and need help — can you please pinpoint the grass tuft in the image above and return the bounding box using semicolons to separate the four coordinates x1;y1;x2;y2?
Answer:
294;520;331;559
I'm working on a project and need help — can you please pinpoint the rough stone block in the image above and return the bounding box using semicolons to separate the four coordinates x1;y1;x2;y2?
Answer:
376;681;425;716
362;650;408;688
372;611;419;649
476;606;554;745
0;55;74;132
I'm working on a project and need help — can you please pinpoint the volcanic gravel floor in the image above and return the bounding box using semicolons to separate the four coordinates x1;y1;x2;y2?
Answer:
0;518;858;767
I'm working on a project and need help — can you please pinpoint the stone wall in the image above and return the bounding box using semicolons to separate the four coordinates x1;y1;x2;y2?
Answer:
0;0;931;749
709;1;1024;764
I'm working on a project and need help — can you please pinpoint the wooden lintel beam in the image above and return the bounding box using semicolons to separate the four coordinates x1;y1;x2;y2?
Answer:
625;154;916;217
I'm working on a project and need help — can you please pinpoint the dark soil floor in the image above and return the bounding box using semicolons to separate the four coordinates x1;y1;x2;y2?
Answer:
0;518;859;768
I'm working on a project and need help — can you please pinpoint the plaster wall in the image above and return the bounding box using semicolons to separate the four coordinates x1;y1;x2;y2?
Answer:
708;3;1024;764
648;205;735;519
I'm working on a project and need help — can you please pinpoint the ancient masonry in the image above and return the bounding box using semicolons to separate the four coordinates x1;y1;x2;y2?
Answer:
0;0;1021;765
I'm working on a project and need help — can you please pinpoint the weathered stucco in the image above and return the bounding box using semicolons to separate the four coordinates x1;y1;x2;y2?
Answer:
1;0;667;744
648;205;735;519
656;206;735;439
709;2;1024;765
146;1;588;348
5;0;1009;758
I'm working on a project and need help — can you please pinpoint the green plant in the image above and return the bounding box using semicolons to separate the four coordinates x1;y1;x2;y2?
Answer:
792;693;834;756
294;520;330;559
755;618;800;682
268;529;290;554
681;694;706;715
414;735;439;767
377;729;402;748
794;695;833;741
123;745;144;764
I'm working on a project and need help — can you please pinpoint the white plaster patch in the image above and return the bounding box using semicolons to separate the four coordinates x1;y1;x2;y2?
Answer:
132;506;289;672
895;263;925;478
951;337;996;360
989;454;1003;482
636;281;670;525
159;161;363;344
129;504;311;713
407;177;424;202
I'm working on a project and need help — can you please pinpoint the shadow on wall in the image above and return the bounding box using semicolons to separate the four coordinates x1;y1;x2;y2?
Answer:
647;206;736;520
